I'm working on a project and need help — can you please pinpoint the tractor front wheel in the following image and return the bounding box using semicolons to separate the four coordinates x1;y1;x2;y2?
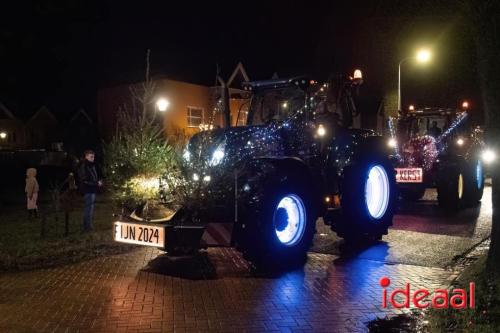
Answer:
238;177;316;269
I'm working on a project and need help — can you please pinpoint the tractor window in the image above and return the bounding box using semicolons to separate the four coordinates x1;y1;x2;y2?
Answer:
407;116;447;138
248;88;305;125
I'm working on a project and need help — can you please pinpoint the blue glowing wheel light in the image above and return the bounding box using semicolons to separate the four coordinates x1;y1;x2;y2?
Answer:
365;165;390;219
476;160;483;189
273;194;306;246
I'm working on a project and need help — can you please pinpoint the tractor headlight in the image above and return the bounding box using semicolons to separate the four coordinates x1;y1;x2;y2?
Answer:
183;149;191;162
482;149;496;164
210;143;226;166
387;138;397;148
317;124;326;137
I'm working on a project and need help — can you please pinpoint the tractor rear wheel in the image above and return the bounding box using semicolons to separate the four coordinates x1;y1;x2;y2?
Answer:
462;158;485;206
332;154;396;243
437;164;465;212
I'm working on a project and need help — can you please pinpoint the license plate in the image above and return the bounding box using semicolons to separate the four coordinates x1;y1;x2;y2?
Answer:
395;168;423;183
114;221;165;247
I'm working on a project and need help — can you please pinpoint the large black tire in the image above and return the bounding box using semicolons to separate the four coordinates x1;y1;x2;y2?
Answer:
462;158;485;206
400;186;426;201
238;177;316;268
437;163;466;212
333;154;397;242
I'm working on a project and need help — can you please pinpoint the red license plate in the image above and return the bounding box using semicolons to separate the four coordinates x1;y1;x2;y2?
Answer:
395;168;423;183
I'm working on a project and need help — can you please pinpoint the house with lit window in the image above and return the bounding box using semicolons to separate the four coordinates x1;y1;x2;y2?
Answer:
25;106;61;149
0;102;97;154
97;63;251;143
0;102;26;149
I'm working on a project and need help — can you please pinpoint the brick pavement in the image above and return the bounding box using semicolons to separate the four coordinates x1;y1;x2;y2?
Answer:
0;247;456;333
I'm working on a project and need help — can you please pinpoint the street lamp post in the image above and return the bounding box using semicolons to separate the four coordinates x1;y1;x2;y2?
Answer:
398;58;410;112
397;49;432;112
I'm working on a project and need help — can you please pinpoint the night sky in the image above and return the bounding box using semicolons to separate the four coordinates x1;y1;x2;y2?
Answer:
0;1;481;121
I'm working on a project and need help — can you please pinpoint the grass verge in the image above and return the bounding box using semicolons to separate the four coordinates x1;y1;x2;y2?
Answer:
427;255;500;332
0;197;135;271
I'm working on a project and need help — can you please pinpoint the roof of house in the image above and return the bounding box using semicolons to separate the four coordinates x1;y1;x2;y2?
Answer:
26;106;58;124
69;108;93;124
0;102;16;120
226;62;250;89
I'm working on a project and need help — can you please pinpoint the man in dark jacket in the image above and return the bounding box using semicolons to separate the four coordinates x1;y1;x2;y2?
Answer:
78;150;102;232
428;121;442;138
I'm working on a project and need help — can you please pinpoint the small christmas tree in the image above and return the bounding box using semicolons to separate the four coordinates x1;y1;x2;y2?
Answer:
103;50;179;216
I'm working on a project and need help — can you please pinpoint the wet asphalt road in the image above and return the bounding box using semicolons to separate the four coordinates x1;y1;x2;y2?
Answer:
312;186;492;268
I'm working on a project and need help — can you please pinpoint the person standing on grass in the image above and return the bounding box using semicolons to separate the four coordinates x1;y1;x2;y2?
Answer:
25;167;39;218
77;150;103;232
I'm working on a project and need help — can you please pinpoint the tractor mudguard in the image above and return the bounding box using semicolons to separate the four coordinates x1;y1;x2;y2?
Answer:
349;135;389;165
436;153;464;172
233;156;319;236
327;132;389;178
237;156;317;201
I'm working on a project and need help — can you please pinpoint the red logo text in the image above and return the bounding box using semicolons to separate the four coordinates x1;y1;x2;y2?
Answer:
380;277;475;309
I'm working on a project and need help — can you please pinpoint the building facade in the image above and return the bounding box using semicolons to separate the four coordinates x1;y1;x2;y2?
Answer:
97;63;251;144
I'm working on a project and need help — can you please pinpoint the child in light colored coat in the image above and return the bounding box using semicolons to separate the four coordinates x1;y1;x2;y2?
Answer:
25;168;39;218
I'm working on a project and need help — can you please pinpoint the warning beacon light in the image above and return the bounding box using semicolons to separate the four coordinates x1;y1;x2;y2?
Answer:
352;69;363;85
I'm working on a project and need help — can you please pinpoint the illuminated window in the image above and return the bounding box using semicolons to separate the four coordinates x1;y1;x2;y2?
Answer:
187;107;204;127
237;110;248;126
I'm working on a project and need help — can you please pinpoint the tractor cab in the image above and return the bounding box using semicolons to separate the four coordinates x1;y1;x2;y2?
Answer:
396;108;470;145
390;107;485;209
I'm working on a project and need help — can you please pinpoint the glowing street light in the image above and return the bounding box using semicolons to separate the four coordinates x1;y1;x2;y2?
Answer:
398;48;433;111
462;101;469;109
416;49;432;63
156;98;170;112
409;105;415;111
0;132;7;140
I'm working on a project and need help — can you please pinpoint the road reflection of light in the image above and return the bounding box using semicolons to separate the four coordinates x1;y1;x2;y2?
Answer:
482;186;492;215
323;243;389;299
273;270;308;305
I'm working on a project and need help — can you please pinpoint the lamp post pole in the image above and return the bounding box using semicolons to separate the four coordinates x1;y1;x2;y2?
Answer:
398;50;431;112
398;58;410;112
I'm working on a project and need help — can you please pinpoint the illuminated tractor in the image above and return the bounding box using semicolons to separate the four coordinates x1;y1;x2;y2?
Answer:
388;107;487;211
114;71;397;267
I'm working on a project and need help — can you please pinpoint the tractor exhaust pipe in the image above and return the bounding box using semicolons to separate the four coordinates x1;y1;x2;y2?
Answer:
222;84;231;128
216;67;231;128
